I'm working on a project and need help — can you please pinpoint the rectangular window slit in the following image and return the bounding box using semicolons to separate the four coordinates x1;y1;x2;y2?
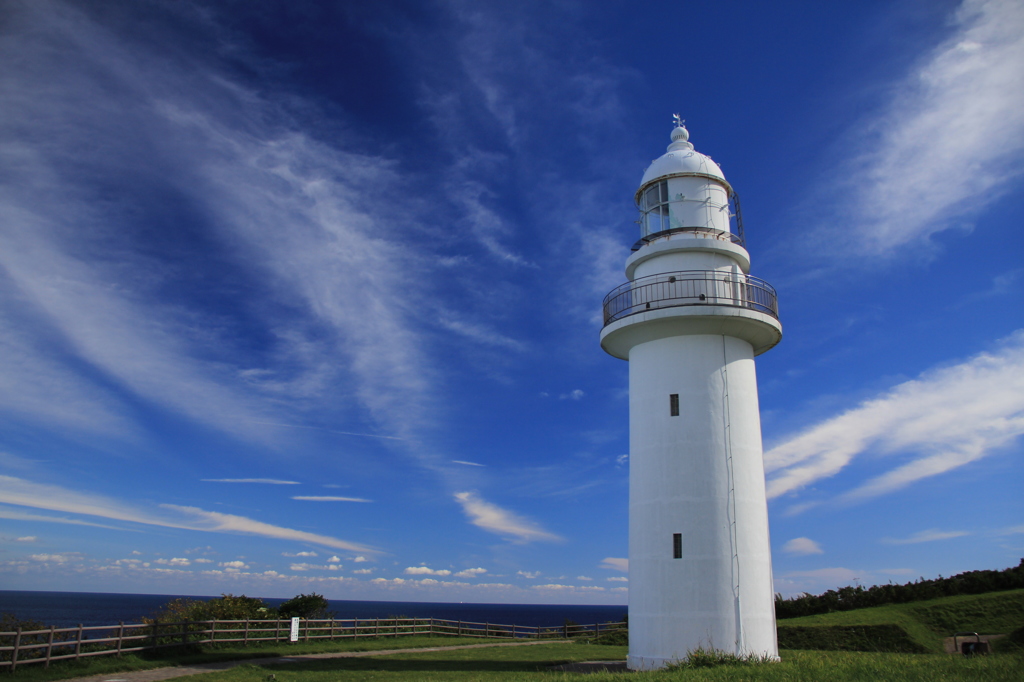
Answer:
669;394;679;416
673;533;682;559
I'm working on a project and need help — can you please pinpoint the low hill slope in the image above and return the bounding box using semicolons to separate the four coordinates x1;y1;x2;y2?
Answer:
777;588;1024;653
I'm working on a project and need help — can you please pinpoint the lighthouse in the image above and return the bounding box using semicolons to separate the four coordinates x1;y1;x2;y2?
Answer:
600;117;782;669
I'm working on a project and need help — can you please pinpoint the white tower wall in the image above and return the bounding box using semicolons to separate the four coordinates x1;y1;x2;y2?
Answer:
600;121;781;670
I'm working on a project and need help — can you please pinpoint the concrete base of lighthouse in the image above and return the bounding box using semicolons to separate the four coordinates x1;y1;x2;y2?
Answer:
621;332;779;669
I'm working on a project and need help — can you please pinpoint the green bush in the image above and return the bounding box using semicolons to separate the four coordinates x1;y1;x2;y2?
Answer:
146;594;275;623
278;593;331;620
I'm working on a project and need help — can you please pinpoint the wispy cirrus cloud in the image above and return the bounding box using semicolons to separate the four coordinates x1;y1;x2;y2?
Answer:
816;0;1024;256
453;491;561;543
0;0;443;451
202;479;300;485
292;496;371;503
881;529;971;545
765;331;1024;504
0;475;377;553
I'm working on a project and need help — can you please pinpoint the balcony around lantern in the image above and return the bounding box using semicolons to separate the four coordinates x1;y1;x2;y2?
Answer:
602;270;779;328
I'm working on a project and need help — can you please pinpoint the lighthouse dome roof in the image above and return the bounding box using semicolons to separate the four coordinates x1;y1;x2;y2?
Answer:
638;123;727;193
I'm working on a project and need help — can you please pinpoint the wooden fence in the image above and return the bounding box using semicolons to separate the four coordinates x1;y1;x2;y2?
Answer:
0;617;626;672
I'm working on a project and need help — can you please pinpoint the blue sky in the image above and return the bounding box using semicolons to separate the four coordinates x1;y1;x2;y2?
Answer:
1;0;1022;606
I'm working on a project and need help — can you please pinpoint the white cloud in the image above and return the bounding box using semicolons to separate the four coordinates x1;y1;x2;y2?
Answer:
0;0;449;459
765;332;1024;502
353;556;368;563
220;560;249;569
606;576;628;582
452;460;485;467
453;491;561;543
404;566;452;576
290;563;333;572
783;537;824;555
155;557;191;566
15;536;37;542
327;555;341;563
164;505;379;554
599;557;628;573
0;475;377;553
292;496;371;502
576;575;593;581
559;389;585;400
454;567;487;578
823;0;1024;255
881;529;970;545
517;570;540;579
352;568;374;574
29;553;79;563
202;479;300;485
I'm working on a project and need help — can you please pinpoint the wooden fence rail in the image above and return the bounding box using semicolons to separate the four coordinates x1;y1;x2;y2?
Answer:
0;617;626;672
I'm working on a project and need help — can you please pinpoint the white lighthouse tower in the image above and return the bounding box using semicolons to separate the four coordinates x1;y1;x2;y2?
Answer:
600;117;782;669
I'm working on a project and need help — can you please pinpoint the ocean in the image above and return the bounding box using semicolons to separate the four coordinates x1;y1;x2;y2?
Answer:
0;591;627;630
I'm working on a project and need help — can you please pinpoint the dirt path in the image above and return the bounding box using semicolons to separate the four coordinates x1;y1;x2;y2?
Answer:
59;640;571;682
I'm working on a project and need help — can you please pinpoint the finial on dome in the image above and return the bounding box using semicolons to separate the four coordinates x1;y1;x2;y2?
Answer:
668;114;693;151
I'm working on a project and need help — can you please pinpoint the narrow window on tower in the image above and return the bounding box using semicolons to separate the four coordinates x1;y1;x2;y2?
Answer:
669;394;679;416
673;533;682;559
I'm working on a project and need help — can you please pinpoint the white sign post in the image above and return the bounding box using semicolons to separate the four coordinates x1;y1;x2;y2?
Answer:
289;617;300;642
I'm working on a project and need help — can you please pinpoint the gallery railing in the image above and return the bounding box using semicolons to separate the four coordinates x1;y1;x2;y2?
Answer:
603;270;779;326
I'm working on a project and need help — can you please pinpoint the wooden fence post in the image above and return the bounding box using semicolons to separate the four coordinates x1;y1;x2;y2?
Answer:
45;624;55;668
10;627;21;673
244;619;250;646
74;624;84;660
116;622;125;657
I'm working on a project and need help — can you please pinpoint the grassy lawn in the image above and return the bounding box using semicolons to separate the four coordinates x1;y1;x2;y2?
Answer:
4;635;499;682
182;647;1021;682
7;638;1023;681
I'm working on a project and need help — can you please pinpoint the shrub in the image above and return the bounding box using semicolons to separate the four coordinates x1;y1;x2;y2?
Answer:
147;594;275;623
278;593;331;620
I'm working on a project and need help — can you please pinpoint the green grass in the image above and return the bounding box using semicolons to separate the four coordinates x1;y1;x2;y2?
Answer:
778;588;1024;653
2;635;490;682
178;647;1021;682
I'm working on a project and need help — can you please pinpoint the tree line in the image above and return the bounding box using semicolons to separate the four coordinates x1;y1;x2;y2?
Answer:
775;558;1024;619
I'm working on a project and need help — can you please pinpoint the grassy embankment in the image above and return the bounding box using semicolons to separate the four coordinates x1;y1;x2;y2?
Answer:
777;587;1024;653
